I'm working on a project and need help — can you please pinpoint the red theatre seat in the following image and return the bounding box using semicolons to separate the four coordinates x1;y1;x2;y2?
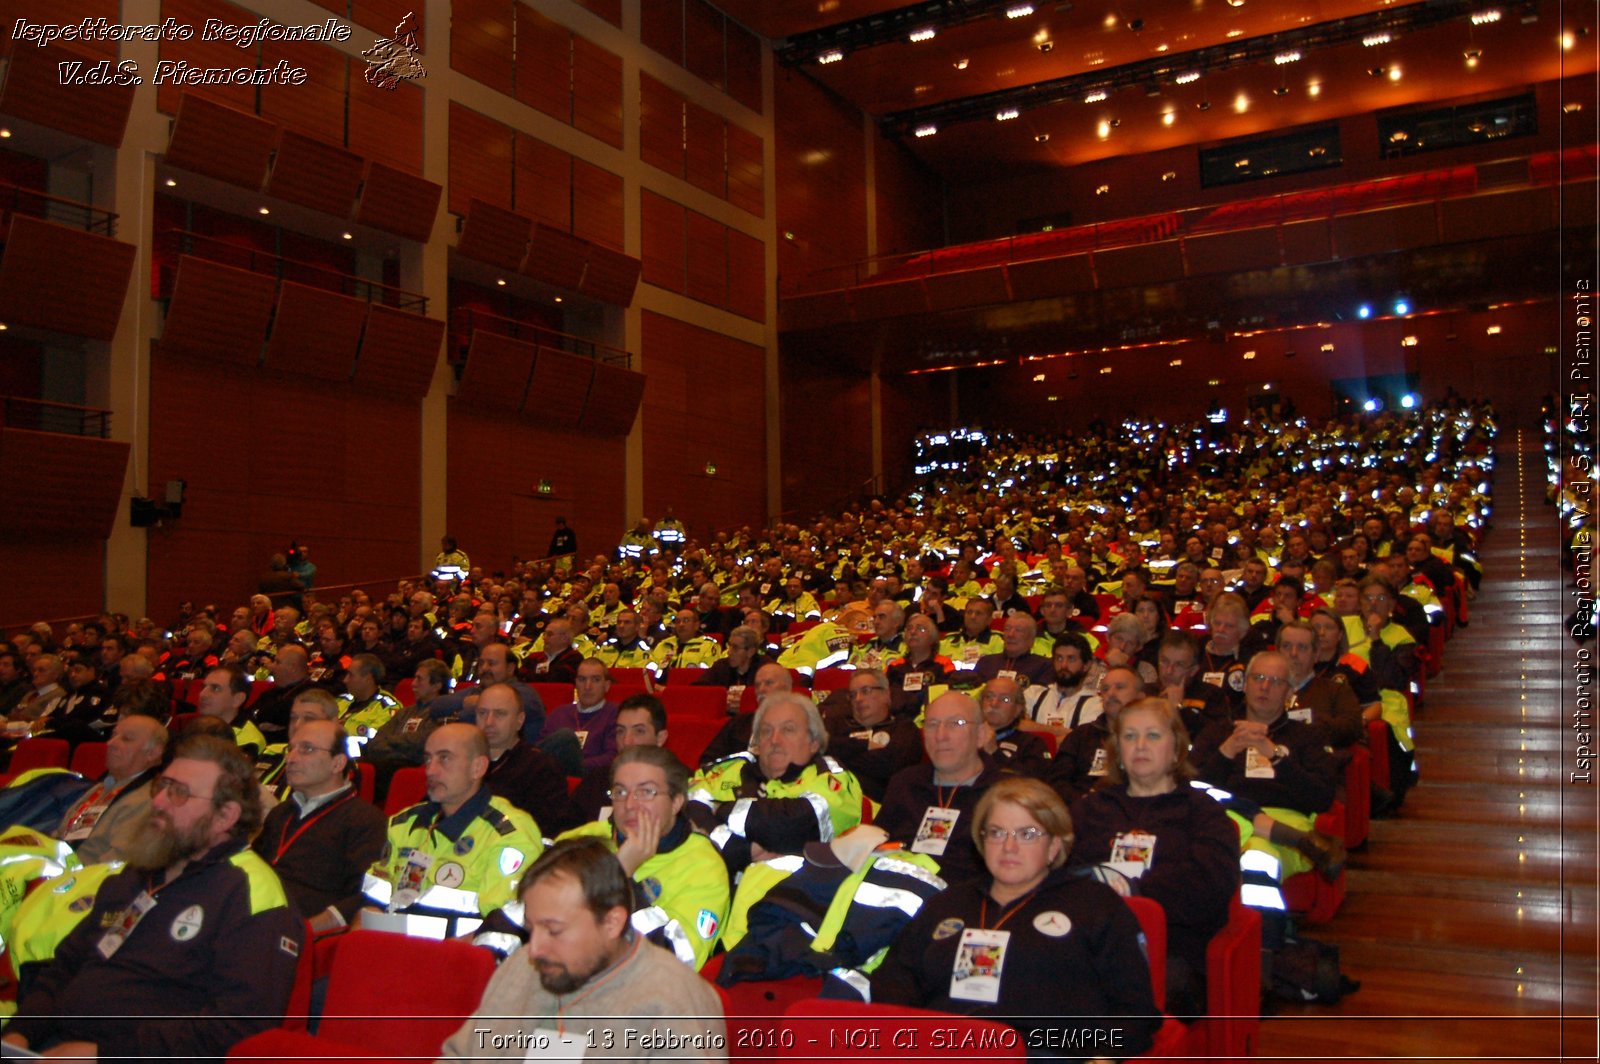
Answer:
384;766;427;815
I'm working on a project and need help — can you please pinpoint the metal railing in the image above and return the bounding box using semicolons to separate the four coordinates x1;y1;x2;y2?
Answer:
154;230;428;313
0;395;111;438
0;181;117;236
450;307;632;369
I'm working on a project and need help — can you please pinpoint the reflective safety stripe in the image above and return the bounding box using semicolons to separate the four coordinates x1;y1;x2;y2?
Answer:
872;857;947;893
709;825;735;851
767;854;805;874
851;882;926;918
795;790;834;842
499;900;525;927
1240;882;1287;910
362;873;394;906
632;905;670;933
1240;848;1281;879
472;930;523;955
726;799;755;836
830;967;873;1002
1192;780;1234;803
415;884;481;915
686;787;717;808
813;647;850;671
635;909;698;967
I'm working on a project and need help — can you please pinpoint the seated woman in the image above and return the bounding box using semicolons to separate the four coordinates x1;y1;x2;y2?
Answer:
1131;595;1171;673
871;776;1161;1057
1069;697;1238;1018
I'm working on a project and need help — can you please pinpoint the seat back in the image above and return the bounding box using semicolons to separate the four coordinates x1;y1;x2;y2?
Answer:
385;766;428;815
68;741;107;779
660;685;729;721
782;998;1026;1060
529;682;574;709
663;715;727;770
1200;894;1263;1059
8;738;69;775
354;762;375;804
316;930;496;1056
608;667;651;688
393;678;416;706
1124;895;1167;1012
665;667;713;686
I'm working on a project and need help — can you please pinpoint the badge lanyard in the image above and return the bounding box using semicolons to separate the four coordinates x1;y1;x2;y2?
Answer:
979;889;1040;932
271;790;359;865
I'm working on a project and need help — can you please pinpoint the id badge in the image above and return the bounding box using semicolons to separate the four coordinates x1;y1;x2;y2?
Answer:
1036;699;1067;728
950;927;1010;1003
392;851;435;909
522;1027;587;1060
64;803;109;841
998;669;1017;681
403;717;423;734
1088;747;1109;777
97;891;156;959
912;806;961;856
901;672;925;693
1287;707;1312;724
1201;671;1225;688
1245;746;1277;779
962;644;982;664
726;685;746;710
1109;831;1157;879
574;730;589;749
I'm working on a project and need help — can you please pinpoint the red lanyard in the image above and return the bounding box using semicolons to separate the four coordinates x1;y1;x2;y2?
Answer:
980;889;1040;931
271;790;357;864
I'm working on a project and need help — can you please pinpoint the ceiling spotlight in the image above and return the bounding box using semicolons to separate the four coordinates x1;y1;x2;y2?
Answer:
1564;102;1584;113
1273;50;1302;65
1273;85;1289;96
1032;373;1046;382
1207;378;1222;386
1175;71;1201;84
1196;100;1211;110
496;278;507;286
554;296;563;303
1562;31;1576;50
1242;350;1257;360
1109;117;1121;127
913;124;938;137
1320;343;1336;352
1307;82;1322;97
1227;0;1245;6
1464;48;1481;66
1095;184;1111;194
1169;358;1183;366
1035;132;1050;142
1225;28;1243;37
164;178;177;187
818;49;844;64
1005;4;1034;17
996;108;1020;121
1037;40;1053;52
1084;90;1108;103
1388;66;1403;80
1470;9;1502;25
1357;304;1372;319
953;57;969;69
1099;366;1113;374
258;207;270;215
0;129;11;139
1233;93;1249;112
1363;32;1392;46
1486;325;1502;335
341;231;353;240
909;27;936;42
1394;299;1411;315
1161;171;1177;181
1162;111;1176;125
1401;335;1419;346
1097;120;1112;138
1390;130;1409;142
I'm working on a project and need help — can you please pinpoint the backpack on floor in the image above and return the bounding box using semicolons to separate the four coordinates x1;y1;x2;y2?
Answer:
1268;933;1359;1005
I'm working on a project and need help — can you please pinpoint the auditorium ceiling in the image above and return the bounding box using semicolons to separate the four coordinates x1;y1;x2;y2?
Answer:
718;0;1594;180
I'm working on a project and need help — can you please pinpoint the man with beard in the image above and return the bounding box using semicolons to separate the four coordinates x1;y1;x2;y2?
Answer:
1022;633;1105;739
4;735;302;1061
434;838;724;1062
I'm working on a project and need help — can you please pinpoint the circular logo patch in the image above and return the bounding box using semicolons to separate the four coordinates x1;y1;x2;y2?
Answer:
454;835;475;856
1032;910;1072;937
933;916;966;941
434;862;466;889
171;904;204;941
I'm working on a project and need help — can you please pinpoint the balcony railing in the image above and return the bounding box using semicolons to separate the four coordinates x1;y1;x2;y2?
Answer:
0;181;117;236
450;307;632;369
154;229;428;314
0;396;111;438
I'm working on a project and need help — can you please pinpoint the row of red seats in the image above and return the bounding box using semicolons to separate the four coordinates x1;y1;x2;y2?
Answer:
1191;164;1478;233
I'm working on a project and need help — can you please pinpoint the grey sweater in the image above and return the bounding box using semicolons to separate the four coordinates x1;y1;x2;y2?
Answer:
436;934;726;1061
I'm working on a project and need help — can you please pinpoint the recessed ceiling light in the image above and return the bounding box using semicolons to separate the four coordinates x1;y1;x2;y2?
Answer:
1034;132;1050;142
1161;170;1177;180
1084;90;1108;103
1162;111;1176;125
953;58;969;70
554;297;563;303
1562;30;1576;50
1307;82;1322;97
0;129;11;139
496;278;506;286
1388;66;1403;80
1563;101;1584;113
1225;29;1243;37
1095;184;1111;194
1401;335;1419;346
1032;373;1046;381
1175;71;1200;84
342;232;353;240
1463;48;1481;66
258;207;270;215
913;124;938;137
1169;358;1183;366
1234;93;1250;112
995;108;1020;121
1486;325;1502;335
1363;32;1392;46
818;49;844;64
1096;120;1112;138
1099;366;1113;374
1321;343;1336;352
1242;350;1256;360
1207;378;1221;386
1470;9;1502;25
164;178;177;187
908;27;936;42
1273;50;1302;65
0;323;8;331
1005;4;1034;17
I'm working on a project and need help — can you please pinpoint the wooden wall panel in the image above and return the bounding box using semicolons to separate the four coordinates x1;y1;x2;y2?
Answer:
0;218;136;341
451;0;516;97
726;123;764;217
780;340;873;519
165;93;276;191
355;305;445;400
0;0;118;59
159;257;276;364
571;36;624;149
525;349;594;428
515;135;573;231
640;190;687;293
0;42;133;147
640;0;683;65
683;210;726;307
355;162;442;242
458;331;536;411
259;40;345;140
571;160;624;252
874;135;942;259
157;0;258;115
641;311;764;537
640;74;685;179
265;132;365;219
684;101;726;198
572;0;621;26
262;282;367;382
684;0;725;90
726;228;766;323
515;3;571;123
726;22;763;113
0;537;103;629
348;79;423;176
774;69;867;284
0;428;129;537
446;407;625;571
449;103;515;216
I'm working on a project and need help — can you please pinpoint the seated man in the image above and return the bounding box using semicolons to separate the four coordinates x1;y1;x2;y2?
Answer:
362;723;545;944
1044;666;1145;805
978;675;1052;777
572;693;671;823
847;601;906;671
592;608;654;669
336;653;402;747
556;746;729;970
519;620;585;685
361;658;449;801
3;735;303;1060
478;683;581;836
435;837;725;1062
693;625;776;695
938;597;1003;672
253;717;386;931
430;642;546;742
1276;620;1364;751
820;668;922;804
195;664;268;757
972;613;1053;688
688;693;863;875
886;614;954;714
55;714;169;865
248;645;316;741
1022;632;1105;740
875;690;1002;887
1152;630;1230;740
648;610;724;677
540;659;621;777
696;662;793;768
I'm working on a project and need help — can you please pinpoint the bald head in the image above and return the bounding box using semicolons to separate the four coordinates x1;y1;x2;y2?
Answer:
753;662;792;701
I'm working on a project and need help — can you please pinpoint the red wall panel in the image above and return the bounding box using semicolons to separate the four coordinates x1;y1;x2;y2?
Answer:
515;135;572;231
514;3;571;123
684;0;725;90
726;228;765;323
640;74;685;180
0;538;103;629
774;69;867;285
451;0;516;97
348;79;423;176
157;0;258;115
726;123;764;217
571;160;623;252
725;22;763;114
640;189;687;293
683;209;727;307
641;311;765;537
449;103;515;216
684;101;726;198
875;136;944;259
258;41;345;141
640;0;683;65
571;36;623;149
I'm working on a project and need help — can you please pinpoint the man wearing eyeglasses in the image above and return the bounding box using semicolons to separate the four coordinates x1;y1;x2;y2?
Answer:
875;691;1002;886
821;669;922;803
252;717;386;931
976;675;1052;778
556;745;728;970
3;734;303;1061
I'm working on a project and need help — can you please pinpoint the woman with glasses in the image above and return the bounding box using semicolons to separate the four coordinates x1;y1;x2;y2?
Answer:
1068;697;1238;1018
557;744;729;970
871;776;1161;1056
